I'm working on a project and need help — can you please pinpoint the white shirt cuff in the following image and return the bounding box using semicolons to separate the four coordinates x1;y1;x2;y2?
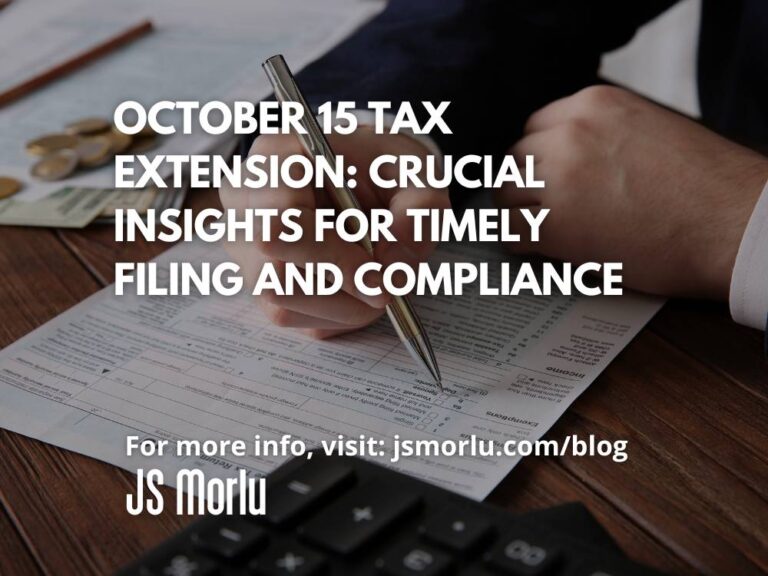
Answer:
730;178;768;331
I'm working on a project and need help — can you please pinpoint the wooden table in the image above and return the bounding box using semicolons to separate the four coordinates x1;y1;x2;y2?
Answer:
0;188;766;576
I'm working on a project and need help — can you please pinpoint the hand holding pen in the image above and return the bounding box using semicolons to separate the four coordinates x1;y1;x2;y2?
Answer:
219;55;450;388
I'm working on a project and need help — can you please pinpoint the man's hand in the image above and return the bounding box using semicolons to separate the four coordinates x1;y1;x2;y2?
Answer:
220;129;449;339
497;85;768;300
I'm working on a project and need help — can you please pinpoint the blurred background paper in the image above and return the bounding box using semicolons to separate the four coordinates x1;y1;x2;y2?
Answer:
0;0;385;202
0;0;144;97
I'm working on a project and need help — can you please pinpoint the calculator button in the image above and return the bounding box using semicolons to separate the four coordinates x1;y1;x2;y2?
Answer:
457;568;496;576
249;543;326;576
191;518;267;560
376;542;453;576
570;557;666;576
486;534;561;575
301;481;421;554
420;505;493;552
144;552;218;576
266;460;354;525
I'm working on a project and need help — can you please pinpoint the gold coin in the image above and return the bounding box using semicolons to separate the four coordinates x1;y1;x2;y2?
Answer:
76;136;113;168
31;150;78;181
106;128;133;154
0;176;22;199
26;133;80;156
65;117;111;136
127;133;158;154
137;125;157;138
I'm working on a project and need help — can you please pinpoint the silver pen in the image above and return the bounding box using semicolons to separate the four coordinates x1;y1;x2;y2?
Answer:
262;54;442;391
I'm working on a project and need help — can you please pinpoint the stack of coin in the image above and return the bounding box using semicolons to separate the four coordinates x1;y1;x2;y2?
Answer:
0;177;22;199
30;150;79;181
25;117;161;182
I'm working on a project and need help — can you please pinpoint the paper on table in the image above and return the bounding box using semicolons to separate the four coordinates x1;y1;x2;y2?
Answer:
0;186;159;227
0;0;385;201
0;240;662;499
99;188;157;217
0;186;116;227
0;0;142;96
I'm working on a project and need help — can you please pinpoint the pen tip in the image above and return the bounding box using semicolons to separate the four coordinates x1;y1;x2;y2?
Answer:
426;363;443;393
421;359;442;392
422;350;442;393
401;334;443;393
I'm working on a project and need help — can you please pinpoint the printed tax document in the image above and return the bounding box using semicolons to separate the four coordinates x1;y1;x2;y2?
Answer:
0;241;662;499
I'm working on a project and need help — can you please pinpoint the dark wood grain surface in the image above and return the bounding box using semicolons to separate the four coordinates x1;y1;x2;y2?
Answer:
0;188;766;576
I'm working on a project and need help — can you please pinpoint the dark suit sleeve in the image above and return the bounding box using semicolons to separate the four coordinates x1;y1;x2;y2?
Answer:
292;0;680;161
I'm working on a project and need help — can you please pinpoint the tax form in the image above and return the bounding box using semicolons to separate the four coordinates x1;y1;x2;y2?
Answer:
0;240;662;499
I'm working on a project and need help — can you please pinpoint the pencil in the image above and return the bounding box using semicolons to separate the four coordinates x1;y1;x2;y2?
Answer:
0;19;154;108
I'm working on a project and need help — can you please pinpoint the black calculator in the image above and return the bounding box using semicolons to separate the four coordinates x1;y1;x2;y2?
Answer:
117;454;665;576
